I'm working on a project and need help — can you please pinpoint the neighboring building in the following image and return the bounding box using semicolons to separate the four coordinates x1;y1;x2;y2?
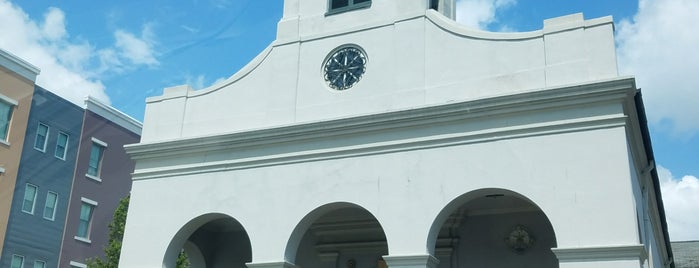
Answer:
672;241;699;268
0;86;84;268
119;1;673;268
0;49;142;267
0;48;39;259
58;97;141;268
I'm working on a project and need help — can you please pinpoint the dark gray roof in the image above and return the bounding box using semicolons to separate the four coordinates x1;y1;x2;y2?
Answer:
673;241;699;268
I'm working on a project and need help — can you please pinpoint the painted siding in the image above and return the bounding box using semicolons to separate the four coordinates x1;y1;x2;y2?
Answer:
0;86;83;267
0;52;37;256
58;109;140;266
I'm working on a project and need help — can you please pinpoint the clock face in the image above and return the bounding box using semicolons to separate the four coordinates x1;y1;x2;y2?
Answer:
323;45;367;91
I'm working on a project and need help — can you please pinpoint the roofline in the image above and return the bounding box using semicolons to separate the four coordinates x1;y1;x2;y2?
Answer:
634;91;675;268
0;48;40;82
84;96;143;135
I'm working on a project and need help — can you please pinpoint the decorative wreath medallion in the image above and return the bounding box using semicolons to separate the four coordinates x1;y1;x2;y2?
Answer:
504;225;535;254
323;45;367;90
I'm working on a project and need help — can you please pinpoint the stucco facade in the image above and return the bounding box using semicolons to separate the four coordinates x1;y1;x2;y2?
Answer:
120;1;673;267
0;48;39;258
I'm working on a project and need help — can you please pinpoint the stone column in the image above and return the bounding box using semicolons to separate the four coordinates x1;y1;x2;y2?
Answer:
552;245;647;268
383;255;439;268
246;261;297;268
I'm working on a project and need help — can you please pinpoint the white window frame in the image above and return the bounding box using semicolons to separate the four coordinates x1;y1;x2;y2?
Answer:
11;254;24;268
21;183;38;214
86;137;107;182
327;0;371;15
43;191;58;221
33;260;46;268
75;197;98;243
0;94;17;145
33;123;49;152
54;131;69;160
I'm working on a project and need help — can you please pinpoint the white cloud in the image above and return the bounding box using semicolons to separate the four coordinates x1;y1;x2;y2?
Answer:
657;166;699;241
455;0;516;30
115;24;158;67
617;0;699;137
41;7;66;40
0;0;159;106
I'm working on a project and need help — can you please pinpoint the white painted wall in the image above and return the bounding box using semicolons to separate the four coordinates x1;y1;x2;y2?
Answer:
120;0;669;267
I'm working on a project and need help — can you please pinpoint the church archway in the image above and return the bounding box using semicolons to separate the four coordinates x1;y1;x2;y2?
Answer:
428;189;558;268
285;202;388;268
164;213;252;268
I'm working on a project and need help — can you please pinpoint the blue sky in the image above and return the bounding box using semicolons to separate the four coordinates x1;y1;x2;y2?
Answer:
1;0;697;241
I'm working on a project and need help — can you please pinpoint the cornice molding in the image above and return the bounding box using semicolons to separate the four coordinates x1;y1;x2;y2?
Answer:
552;244;648;263
246;261;296;268
127;78;637;180
383;254;439;268
0;48;40;82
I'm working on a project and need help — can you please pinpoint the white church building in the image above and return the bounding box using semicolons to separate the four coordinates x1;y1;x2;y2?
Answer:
119;0;674;267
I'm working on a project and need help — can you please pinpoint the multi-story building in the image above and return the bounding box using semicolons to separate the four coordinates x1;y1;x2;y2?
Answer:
58;97;141;268
0;49;141;267
0;48;40;260
0;86;84;268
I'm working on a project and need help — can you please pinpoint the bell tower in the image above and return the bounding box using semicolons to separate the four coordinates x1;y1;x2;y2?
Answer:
277;0;456;41
431;0;456;19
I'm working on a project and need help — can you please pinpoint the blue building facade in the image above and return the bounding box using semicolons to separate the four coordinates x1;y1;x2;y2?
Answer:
0;86;84;268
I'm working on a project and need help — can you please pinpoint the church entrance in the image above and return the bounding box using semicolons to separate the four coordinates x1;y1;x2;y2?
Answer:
164;214;252;268
432;190;558;268
291;204;388;268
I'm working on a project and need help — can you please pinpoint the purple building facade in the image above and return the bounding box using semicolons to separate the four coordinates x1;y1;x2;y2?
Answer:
58;97;141;268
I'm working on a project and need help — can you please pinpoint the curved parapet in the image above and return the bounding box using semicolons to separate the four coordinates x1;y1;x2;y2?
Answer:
140;9;618;143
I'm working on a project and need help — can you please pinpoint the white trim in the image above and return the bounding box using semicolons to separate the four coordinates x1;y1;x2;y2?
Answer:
11;254;25;268
34;260;46;268
85;96;142;135
85;173;102;182
0;92;19;106
128;77;636;180
21;183;38;214
33;122;49;152
73;235;92;244
54;131;69;160
552;244;648;263
246;261;297;268
0;48;40;82
91;137;108;147
0;139;9;146
383;254;439;268
69;261;88;268
43;191;58;221
80;197;98;206
0;167;5;173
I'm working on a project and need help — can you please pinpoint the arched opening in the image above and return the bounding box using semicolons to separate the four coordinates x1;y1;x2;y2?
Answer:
286;203;388;268
429;189;558;268
164;213;252;268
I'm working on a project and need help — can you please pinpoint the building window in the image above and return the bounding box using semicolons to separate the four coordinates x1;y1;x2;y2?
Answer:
430;0;439;9
55;132;69;160
86;138;107;180
34;123;49;152
0;99;14;143
43;191;58;220
21;184;38;214
33;260;46;268
75;199;97;242
11;254;24;268
327;0;371;15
